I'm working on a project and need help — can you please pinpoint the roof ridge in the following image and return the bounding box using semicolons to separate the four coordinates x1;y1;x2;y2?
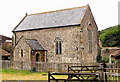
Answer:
28;5;88;16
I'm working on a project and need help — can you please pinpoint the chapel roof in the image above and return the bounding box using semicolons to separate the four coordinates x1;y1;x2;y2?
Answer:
13;5;88;32
26;39;45;50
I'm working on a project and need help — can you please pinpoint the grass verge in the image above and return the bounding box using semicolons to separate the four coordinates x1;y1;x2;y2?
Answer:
1;69;66;80
1;69;48;80
1;69;47;75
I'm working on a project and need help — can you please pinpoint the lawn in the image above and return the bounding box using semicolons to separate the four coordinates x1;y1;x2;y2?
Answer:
1;69;48;80
1;69;67;80
1;69;119;81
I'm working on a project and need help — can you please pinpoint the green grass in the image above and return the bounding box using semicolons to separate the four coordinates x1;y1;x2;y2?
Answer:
1;69;48;80
1;69;47;75
2;69;119;81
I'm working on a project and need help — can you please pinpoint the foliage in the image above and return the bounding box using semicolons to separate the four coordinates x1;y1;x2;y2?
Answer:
99;25;120;47
102;56;115;63
1;69;31;75
102;56;109;63
96;54;102;63
30;67;36;72
1;69;47;75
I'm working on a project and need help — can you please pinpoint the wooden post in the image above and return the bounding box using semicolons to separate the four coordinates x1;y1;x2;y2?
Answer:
104;69;107;82
68;65;69;73
103;62;107;82
68;65;70;78
48;72;50;82
100;68;104;82
117;60;120;82
99;62;107;82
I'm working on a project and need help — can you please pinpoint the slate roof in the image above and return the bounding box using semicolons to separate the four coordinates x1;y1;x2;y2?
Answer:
26;39;45;50
111;54;120;59
13;5;88;32
0;48;10;56
0;34;12;46
114;54;120;59
2;40;12;52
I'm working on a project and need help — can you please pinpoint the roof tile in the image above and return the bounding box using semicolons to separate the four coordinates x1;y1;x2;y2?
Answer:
14;5;88;31
26;39;45;50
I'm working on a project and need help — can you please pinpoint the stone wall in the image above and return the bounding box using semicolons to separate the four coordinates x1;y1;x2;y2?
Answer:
15;26;84;63
14;25;98;64
2;60;98;72
13;37;32;70
80;6;98;63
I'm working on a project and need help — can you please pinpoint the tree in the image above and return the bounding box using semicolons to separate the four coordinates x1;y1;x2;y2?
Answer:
99;25;120;47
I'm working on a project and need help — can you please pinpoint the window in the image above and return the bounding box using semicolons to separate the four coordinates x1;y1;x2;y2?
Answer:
20;49;23;57
55;37;62;55
88;22;92;27
36;53;40;62
88;30;92;53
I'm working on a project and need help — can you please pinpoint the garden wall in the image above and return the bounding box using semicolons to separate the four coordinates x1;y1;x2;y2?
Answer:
2;60;119;72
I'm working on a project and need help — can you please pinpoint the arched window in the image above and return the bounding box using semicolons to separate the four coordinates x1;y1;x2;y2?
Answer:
88;29;92;53
55;37;62;55
36;53;40;62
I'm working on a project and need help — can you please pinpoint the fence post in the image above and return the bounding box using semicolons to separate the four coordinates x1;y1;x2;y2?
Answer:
99;62;107;82
68;65;69;73
103;62;107;82
48;72;50;82
104;68;107;82
117;61;120;82
100;68;104;82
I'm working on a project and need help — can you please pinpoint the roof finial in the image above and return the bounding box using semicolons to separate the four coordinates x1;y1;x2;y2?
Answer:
26;13;28;16
87;4;90;7
87;4;91;9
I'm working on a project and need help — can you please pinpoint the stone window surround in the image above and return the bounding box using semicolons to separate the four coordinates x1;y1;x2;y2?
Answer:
54;37;62;55
19;49;24;57
88;29;92;53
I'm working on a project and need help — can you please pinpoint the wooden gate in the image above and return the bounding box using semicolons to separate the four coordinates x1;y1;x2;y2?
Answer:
48;72;99;82
48;65;101;82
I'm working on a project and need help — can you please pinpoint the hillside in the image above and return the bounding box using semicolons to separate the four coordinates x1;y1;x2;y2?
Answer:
99;25;120;47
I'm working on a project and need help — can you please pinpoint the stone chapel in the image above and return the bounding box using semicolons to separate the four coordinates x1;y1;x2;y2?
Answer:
12;5;99;69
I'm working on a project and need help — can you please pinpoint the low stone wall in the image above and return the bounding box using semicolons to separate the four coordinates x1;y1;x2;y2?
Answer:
2;60;12;69
2;60;99;72
35;62;83;72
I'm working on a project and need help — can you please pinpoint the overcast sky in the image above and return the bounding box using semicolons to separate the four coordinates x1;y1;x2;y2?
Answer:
0;0;119;37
